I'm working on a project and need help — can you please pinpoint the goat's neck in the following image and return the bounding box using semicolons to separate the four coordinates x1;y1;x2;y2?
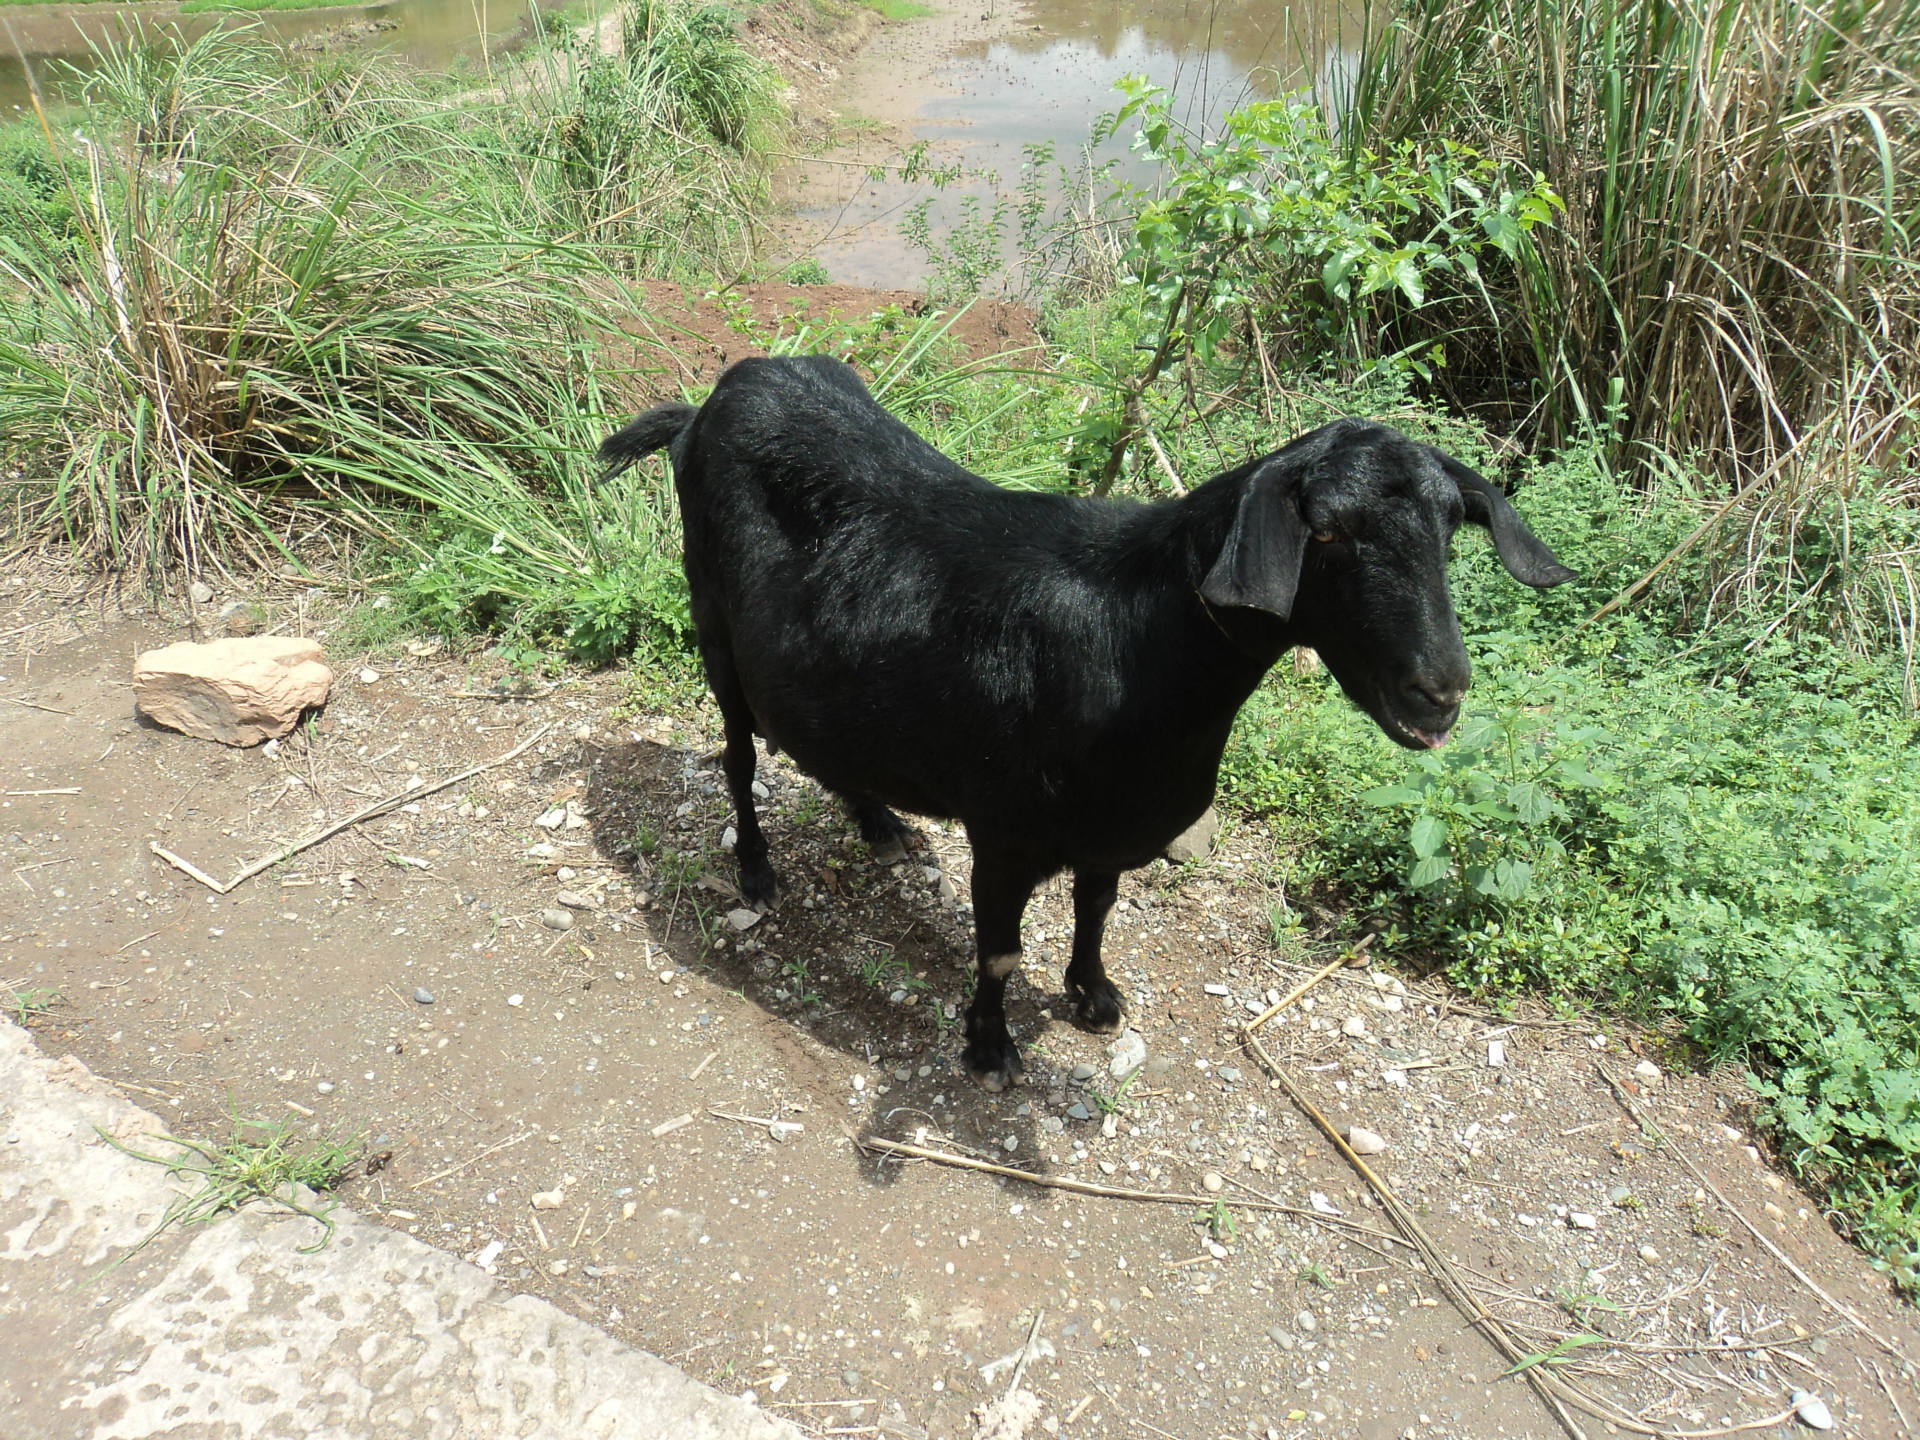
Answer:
1127;475;1300;702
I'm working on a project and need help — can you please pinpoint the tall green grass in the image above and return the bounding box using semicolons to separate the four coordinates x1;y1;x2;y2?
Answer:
1335;0;1920;679
0;8;787;591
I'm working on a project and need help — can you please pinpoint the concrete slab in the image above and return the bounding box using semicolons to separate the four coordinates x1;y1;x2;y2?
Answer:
0;1019;801;1440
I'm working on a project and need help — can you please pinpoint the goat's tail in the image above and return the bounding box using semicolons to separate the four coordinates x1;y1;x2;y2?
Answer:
598;402;698;479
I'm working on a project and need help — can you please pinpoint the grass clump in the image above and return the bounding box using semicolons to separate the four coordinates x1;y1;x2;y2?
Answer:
100;1109;365;1264
0;16;791;645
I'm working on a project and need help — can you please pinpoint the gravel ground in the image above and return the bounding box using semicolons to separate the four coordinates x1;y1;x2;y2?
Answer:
4;576;1918;1440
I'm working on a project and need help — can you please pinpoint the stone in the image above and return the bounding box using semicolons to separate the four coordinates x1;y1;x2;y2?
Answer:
530;1188;565;1209
555;891;595;911
1347;1127;1387;1156
1066;1102;1092;1122
1201;1171;1224;1193
1164;806;1220;863
133;637;333;747
1070;1062;1099;1083
189;580;214;604
1341;1016;1368;1038
1791;1391;1834;1431
1108;1029;1147;1078
1569;1211;1597;1230
1486;1040;1507;1068
726;909;762;932
359;668;380;685
219;601;263;637
1633;1059;1662;1084
413;988;435;1005
1638;1244;1660;1262
540;908;574;932
1295;1309;1317;1333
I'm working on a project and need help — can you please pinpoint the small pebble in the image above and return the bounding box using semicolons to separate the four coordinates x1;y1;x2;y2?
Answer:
508;994;524;1007
1070;1062;1098;1083
726;908;761;932
316;1080;335;1093
1570;1211;1597;1230
1487;1040;1507;1067
1341;1016;1367;1038
556;890;593;910
1634;1059;1662;1084
413;987;435;1005
1295;1309;1317;1333
1347;1127;1387;1155
1203;982;1231;997
540;907;574;932
1201;1171;1224;1193
1638;1244;1660;1262
531;1188;565;1209
1608;1183;1633;1206
358;668;380;685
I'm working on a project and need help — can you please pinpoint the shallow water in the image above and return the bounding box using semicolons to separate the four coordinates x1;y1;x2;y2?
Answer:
0;0;544;114
791;0;1362;289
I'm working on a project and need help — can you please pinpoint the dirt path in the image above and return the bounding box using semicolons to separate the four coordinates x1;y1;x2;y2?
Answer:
4;581;1917;1440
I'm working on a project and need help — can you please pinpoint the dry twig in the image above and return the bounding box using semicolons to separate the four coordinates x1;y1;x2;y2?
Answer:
1596;1063;1915;1369
150;723;551;895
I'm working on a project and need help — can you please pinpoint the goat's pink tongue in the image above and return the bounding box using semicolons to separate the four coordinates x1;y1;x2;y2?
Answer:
1422;728;1453;749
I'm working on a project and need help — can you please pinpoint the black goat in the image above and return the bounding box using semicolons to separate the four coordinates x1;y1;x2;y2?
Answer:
602;355;1573;1090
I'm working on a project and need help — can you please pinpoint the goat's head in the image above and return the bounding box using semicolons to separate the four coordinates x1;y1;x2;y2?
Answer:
1201;419;1575;750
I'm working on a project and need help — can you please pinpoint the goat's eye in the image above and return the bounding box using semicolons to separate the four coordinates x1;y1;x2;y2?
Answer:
1313;530;1339;544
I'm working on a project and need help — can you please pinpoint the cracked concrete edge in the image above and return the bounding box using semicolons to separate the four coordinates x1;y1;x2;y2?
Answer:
0;1018;803;1440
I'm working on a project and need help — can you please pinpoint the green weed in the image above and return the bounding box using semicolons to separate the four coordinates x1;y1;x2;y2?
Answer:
99;1108;365;1268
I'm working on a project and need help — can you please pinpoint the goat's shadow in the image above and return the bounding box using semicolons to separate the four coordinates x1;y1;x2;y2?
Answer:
585;732;1101;1192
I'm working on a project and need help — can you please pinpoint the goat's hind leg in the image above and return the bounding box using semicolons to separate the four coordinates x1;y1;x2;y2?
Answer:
846;795;913;863
1064;869;1126;1034
961;850;1040;1092
701;643;777;906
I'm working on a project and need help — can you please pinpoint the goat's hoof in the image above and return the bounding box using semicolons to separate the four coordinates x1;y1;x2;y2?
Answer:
1069;981;1126;1035
739;857;778;908
856;804;913;864
963;1041;1025;1093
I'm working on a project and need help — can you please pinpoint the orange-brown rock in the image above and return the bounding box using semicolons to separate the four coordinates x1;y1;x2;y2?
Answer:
133;637;333;746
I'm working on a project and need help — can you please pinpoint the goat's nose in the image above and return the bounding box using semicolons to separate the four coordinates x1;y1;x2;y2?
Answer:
1407;677;1467;713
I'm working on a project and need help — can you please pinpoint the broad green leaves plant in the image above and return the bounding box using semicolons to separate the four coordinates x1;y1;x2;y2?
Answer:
1105;79;1563;378
1360;710;1609;906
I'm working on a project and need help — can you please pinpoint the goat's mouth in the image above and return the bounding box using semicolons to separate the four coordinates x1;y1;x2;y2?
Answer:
1377;703;1455;751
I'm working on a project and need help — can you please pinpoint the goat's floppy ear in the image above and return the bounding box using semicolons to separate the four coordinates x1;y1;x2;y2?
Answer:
1435;451;1578;588
1201;463;1310;618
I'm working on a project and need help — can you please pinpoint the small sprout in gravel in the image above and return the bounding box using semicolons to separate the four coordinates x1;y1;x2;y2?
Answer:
6;987;61;1024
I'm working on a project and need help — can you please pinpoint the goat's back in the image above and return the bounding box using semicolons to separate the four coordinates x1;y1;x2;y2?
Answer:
675;356;1254;870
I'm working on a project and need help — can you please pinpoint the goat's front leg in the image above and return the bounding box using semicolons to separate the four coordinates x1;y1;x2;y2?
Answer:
961;849;1040;1092
1064;869;1126;1033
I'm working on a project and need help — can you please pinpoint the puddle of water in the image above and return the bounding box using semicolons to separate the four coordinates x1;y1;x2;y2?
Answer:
0;0;547;115
793;0;1366;290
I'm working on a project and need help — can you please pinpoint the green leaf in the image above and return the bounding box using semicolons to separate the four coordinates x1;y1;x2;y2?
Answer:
1410;813;1450;858
1361;784;1425;808
1508;781;1555;825
1481;211;1521;258
1409;855;1453;888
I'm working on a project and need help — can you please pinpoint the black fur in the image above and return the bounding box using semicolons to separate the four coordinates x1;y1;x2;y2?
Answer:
602;355;1573;1089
